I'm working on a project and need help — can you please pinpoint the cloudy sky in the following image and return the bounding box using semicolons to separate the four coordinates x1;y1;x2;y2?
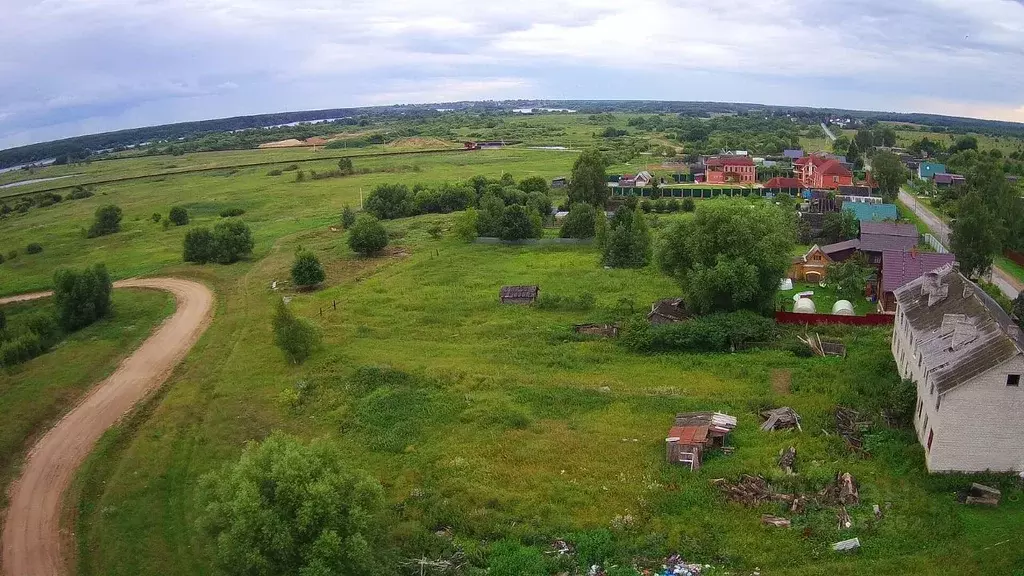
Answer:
2;0;1024;149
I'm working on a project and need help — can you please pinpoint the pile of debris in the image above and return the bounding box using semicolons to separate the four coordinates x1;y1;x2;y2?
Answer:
798;333;847;357
819;472;860;506
659;553;713;576
963;483;1001;507
573;323;619;338
760;407;802;431
712;475;794;508
778;446;797;475
835;407;869;451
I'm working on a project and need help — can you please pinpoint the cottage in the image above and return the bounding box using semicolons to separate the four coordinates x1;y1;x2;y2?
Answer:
918;162;946;180
892;264;1024;472
879;250;955;313
648;298;687;324
705;156;756;184
789;245;833;283
933;173;966;188
843;202;899;223
665;412;737;470
499;285;539;305
551;177;567;189
794;154;854;189
818;239;861;263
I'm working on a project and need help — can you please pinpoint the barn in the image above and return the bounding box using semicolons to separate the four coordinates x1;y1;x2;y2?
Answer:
499;285;539;305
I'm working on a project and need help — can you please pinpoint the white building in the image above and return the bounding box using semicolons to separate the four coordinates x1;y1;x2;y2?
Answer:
892;264;1024;472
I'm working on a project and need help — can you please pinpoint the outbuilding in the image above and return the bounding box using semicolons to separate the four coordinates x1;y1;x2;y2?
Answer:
665;412;737;470
499;285;539;305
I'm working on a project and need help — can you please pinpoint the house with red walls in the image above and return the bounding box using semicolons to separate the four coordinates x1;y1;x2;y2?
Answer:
795;154;854;189
705;156;756;184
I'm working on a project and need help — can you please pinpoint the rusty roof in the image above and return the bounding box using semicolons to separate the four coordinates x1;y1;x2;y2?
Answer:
894;264;1023;395
667;425;709;446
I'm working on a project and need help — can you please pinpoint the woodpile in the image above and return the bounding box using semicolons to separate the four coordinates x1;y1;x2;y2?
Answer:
964;483;1001;506
819;472;859;506
778;446;797;475
837;506;852;529
835;407;869;451
713;475;788;507
761;515;791;528
798;333;847;357
761;407;802;432
573;323;619;338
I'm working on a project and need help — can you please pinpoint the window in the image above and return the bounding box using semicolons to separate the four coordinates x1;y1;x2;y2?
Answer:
930;383;934;396
927;429;934;451
1008;374;1021;387
918;355;923;368
935;395;940;411
923;414;929;433
917;399;923;417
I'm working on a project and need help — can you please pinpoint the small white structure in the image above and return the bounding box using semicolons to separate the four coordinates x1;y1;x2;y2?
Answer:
794;298;816;314
832;300;855;316
779;278;793;291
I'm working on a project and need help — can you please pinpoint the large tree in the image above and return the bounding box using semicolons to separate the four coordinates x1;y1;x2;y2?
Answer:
567;148;608;207
197;432;385;576
870;151;909;203
950;191;1001;279
602;205;651;268
363;183;413;220
658;199;795;314
52;263;112;331
821;210;859;244
827;253;873;300
559;203;597;239
854;129;875;152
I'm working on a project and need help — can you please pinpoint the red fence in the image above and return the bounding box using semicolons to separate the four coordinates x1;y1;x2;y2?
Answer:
1004;249;1024;268
775;311;894;326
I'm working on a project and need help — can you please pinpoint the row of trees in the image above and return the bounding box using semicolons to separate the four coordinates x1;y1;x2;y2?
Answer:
363;174;551;222
183;220;255;264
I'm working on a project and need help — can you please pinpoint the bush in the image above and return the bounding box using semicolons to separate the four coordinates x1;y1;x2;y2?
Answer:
183;227;216;264
282;164;299;172
341;205;357;228
294;170;305;182
621;311;777;354
348;215;389;255
212;220;254;263
682;197;696;212
603;205;651;268
535;292;596;311
151;212;162;223
454;207;479;242
291;251;326;288
488;540;546;576
0;332;43;366
266;169;283;176
337;157;354;174
272;300;321;363
69;186;94;200
426;222;443;239
52;263;113;331
168;206;189;226
6;250;16;260
364;183;414;220
87;204;122;237
559;203;597;238
219;208;245;218
161;217;171;230
0;253;4;265
25;243;43;255
499;205;541;241
196;432;385;576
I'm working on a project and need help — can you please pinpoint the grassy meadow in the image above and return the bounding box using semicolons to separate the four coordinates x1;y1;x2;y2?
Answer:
0;142;1021;575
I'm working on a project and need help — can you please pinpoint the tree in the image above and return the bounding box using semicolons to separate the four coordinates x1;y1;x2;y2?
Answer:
876;127;897;147
52;263;112;331
832;135;851;155
348;215;388;255
87;204;122;237
291;251;326;288
454;207;479;242
518;176;549;195
681;197;696;212
498;205;540;241
559;203;597;239
821;210;859;243
603;205;651;268
854;129;874;152
658;199;795;314
168;206;189;226
271;300;321;364
183;227;216;263
948;135;979;155
337;157;354;175
341;205;356;229
594;209;608;250
827;253;872;300
475;194;506;237
846;139;860;162
950;191;1001;279
363;183;413;220
870;151;909;203
212;220;254;264
196;432;384;576
567;148;608;207
526;191;552;223
1012;293;1024;325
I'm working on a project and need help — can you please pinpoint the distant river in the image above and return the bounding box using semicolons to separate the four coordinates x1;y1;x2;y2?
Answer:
0;174;80;189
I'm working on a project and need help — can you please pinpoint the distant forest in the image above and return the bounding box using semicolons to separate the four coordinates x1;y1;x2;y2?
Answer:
4;100;1024;169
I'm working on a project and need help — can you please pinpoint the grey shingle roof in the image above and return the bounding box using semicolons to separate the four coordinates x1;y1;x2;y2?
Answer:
860;222;919;238
894;264;1022;394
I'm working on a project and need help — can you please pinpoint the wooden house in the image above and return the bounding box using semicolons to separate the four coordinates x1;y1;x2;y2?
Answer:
648;298;687;324
665;412;737;470
499;285;539;305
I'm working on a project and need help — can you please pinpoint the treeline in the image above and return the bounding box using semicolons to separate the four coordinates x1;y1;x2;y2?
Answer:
0;186;94;220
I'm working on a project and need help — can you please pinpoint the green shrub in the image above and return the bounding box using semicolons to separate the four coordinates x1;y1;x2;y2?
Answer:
25;243;42;255
282;164;299;171
294;170;305;182
682;197;696;212
488;540;546;576
24;312;60;347
348;215;389;255
212;220;254;264
454;207;479;242
291;251;326;288
364;183;414;220
168;206;189;226
69;186;94;200
151;212;162;223
0;252;4;265
621;311;776;354
52;263;112;331
87;204;122;237
219;207;245;218
499;205;541;241
183;227;216;263
341;205;357;228
0;309;5;333
535;292;596;311
266;169;283;176
272;300;321;364
6;250;16;260
559;203;597;238
573;529;615;568
667;198;681;212
0;332;43;366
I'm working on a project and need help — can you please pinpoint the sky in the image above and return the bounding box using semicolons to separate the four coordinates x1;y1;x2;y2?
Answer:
2;0;1024;149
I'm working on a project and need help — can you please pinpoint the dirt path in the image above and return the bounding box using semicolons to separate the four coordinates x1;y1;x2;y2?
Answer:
1;278;214;576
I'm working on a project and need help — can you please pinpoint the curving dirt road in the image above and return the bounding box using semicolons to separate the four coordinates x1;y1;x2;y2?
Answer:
1;278;214;576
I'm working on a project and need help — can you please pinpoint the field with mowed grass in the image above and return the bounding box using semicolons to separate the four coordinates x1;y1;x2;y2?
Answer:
0;289;174;503
0;145;1022;575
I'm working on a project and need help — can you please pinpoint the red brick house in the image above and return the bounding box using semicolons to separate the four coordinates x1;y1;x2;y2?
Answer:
795;154;854;189
764;177;804;191
705;156;756;184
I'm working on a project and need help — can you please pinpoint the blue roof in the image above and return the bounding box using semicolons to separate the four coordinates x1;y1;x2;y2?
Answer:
842;202;899;222
783;149;804;159
919;162;946;178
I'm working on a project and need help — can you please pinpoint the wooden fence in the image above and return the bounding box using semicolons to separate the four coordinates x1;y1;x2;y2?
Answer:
774;311;894;326
1004;249;1024;268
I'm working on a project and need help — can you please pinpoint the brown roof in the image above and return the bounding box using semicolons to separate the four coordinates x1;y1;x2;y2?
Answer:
859;233;919;253
894;265;1022;394
882;250;955;293
667;425;709;446
821;239;861;255
706;156;754;167
764;177;803;189
648;298;687;322
860;222;918;238
499;285;539;299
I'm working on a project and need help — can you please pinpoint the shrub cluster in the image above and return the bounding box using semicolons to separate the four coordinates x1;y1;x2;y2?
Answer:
0;312;60;367
0;186;94;220
639;197;700;214
25;243;43;254
168;206;189;225
182;220;254;264
535;292;596;311
219;207;245;218
52;263;113;331
272;300;320;364
621;311;777;353
87;204;123;238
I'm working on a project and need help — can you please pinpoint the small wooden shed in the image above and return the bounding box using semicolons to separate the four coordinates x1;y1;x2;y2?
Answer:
499;285;539;305
648;298;687;324
666;412;737;470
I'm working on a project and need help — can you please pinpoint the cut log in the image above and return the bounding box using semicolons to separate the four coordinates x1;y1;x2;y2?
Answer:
837;506;852;529
833;538;860;552
761;515;791;528
778;446;797;475
873;504;882;520
790;495;806;515
838;472;859;505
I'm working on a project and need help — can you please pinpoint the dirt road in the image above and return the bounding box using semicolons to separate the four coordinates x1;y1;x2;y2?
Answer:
1;278;213;576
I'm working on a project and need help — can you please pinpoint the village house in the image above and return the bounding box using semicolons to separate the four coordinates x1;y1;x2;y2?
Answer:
789;245;835;283
617;171;653;188
858;222;920;266
648;298;687;324
499;285;539;305
763;176;804;193
918;162;946;180
879;250;955;313
705;156;756;184
843;202;899;223
892;264;1024;472
933;173;966;188
665;412;737;471
551;177;567;189
794;154;854;189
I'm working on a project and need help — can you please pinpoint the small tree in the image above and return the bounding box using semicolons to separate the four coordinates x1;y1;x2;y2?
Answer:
821;210;859;243
271;300;321;363
518;176;549;195
291;251;326;289
594;209;609;250
183;227;216;263
196;432;384;576
681;197;696;212
168;206;189;226
52;263;112;331
475;194;505;237
871;151;909;204
364;183;413;220
87;205;122;237
337;157;354;175
341;205;357;229
559;203;597;239
212;220;255;264
348;215;388;255
498;205;540;241
25;243;43;254
567;148;609;207
827;253;872;300
602;205;651;268
454;207;479;243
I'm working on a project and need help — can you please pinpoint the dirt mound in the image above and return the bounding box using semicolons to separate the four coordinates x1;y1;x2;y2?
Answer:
386;137;454;149
258;139;306;149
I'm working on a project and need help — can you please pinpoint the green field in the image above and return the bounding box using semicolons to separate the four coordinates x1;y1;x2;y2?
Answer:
0;289;174;503
1;137;1023;575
